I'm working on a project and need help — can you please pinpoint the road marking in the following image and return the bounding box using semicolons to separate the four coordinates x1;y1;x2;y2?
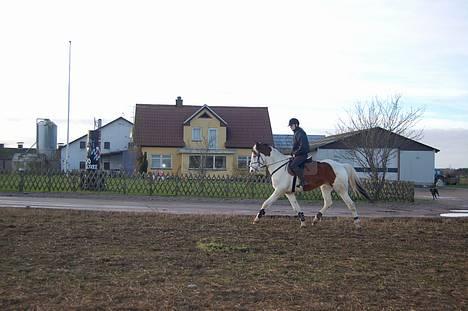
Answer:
440;213;468;218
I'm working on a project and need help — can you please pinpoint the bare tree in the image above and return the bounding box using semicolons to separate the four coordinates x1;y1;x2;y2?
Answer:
336;95;424;199
189;134;212;176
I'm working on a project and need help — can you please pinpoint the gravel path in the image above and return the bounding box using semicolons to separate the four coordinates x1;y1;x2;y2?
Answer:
1;187;467;218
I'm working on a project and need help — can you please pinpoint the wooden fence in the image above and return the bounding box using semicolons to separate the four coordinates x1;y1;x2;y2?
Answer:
0;170;414;201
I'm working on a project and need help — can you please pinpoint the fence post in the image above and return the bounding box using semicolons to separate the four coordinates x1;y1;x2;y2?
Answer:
47;170;52;192
250;175;255;199
224;175;229;198
175;174;180;196
122;173;127;195
148;173;154;196
18;170;24;193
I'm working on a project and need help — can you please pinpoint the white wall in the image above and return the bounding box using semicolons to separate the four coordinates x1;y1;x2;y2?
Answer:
60;138;87;171
100;119;133;153
399;150;435;184
100;119;133;171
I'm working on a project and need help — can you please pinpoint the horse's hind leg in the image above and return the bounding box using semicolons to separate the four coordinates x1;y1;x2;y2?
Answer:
253;189;282;224
336;187;361;228
285;193;306;227
313;184;333;225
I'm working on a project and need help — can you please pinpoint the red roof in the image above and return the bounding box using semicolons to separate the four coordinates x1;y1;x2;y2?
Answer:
134;104;274;148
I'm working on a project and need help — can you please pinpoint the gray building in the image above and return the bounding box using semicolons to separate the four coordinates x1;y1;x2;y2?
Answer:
308;127;439;185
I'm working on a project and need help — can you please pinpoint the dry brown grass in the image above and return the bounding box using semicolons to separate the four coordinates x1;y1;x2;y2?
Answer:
1;208;466;310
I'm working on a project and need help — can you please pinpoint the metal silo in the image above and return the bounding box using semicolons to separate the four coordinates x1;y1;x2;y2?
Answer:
36;118;57;160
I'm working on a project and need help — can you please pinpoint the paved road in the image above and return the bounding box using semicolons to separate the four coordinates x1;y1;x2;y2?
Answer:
1;188;467;218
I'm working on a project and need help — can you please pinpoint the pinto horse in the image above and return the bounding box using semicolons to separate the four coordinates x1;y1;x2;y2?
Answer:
249;142;371;228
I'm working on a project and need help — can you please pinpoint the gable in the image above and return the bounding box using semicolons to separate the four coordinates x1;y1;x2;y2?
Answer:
183;105;228;126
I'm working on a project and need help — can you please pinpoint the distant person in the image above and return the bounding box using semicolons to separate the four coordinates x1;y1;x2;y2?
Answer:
288;118;310;187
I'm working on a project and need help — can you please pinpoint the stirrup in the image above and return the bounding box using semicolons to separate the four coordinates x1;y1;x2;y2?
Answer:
297;180;308;187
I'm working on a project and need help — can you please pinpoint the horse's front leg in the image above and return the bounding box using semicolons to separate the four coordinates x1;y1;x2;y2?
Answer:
253;189;282;224
285;193;306;227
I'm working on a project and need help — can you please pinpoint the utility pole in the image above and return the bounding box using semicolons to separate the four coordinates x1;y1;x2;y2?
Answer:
65;41;71;172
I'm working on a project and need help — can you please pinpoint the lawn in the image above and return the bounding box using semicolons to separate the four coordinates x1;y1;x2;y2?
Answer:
0;208;465;310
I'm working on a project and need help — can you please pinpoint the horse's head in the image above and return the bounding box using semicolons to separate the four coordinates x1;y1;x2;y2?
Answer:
249;142;272;173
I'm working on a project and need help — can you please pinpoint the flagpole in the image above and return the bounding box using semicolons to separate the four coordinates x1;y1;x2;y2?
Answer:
65;41;71;172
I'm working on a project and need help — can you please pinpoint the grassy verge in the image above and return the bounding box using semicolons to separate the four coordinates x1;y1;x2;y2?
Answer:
0;208;465;310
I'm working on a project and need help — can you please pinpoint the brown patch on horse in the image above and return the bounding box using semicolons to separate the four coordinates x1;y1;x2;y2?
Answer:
288;161;336;191
255;143;271;156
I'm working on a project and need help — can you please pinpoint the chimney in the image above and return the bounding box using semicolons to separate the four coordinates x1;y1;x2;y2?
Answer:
17;142;24;149
176;96;183;107
98;118;102;128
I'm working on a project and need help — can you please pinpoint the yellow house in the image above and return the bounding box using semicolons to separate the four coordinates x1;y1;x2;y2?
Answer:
133;97;274;176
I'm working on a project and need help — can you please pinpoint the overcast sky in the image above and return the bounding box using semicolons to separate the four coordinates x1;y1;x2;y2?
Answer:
1;0;467;168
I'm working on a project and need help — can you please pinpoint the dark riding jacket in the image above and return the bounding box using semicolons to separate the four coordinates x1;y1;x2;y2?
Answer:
291;127;310;156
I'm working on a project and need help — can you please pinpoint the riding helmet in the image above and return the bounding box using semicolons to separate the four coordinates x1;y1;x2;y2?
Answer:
288;118;299;126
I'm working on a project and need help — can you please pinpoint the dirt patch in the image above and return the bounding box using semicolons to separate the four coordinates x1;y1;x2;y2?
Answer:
0;208;466;310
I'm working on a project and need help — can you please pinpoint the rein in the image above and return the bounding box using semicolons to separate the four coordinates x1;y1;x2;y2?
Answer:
250;153;291;177
269;159;290;177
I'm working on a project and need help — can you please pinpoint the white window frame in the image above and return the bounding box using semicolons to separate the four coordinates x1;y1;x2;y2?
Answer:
192;127;202;142
151;154;172;169
208;128;217;149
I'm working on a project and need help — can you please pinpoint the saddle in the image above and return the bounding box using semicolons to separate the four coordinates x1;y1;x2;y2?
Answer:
287;157;317;176
288;158;335;192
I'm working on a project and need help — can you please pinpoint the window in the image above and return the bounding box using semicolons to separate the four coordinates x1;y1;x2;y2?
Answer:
192;128;202;141
79;161;86;169
237;156;250;169
189;155;202;169
151;154;172;169
214;156;226;169
80;141;86;149
189;155;226;170
103;162;110;170
104;142;110;149
208;128;217;149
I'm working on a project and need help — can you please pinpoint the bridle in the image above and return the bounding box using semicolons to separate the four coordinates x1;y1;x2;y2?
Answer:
249;151;266;170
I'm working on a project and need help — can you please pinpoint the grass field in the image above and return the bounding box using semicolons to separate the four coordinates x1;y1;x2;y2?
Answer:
1;208;466;310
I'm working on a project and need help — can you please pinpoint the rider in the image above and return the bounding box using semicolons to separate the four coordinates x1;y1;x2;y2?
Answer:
288;118;310;187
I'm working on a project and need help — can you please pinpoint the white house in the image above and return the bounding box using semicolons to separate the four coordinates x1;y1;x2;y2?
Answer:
60;117;134;172
308;127;439;185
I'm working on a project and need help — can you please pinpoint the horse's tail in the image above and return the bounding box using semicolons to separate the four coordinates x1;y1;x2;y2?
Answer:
344;163;372;202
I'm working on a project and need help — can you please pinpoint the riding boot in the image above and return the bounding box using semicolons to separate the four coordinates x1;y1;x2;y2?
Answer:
296;168;308;187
